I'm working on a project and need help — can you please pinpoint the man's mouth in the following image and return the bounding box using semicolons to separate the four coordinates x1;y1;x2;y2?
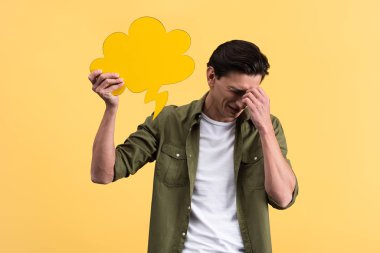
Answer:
229;105;240;113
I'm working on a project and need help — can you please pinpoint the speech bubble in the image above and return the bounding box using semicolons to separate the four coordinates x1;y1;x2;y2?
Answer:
89;16;195;119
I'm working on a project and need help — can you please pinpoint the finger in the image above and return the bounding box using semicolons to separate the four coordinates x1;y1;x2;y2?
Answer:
242;96;255;112
257;86;267;97
93;72;120;89
95;78;123;92
257;86;267;96
247;92;265;111
93;72;120;88
102;78;124;90
245;88;265;103
243;90;260;105
88;69;102;83
103;82;125;93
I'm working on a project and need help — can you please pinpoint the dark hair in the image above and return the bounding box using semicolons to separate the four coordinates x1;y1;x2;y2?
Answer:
207;40;270;82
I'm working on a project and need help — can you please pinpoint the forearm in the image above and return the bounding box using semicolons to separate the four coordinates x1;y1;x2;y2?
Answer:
260;127;296;207
91;105;118;184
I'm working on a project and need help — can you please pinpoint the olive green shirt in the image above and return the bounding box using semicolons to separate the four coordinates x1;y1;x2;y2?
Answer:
113;91;299;253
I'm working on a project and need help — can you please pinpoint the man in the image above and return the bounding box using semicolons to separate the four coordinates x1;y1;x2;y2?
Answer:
89;40;299;253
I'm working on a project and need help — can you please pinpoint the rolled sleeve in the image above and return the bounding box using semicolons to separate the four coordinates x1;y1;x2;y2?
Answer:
266;115;299;210
267;172;299;210
113;112;160;182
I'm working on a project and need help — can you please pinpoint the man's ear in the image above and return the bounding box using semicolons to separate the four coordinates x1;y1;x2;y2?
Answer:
207;66;216;88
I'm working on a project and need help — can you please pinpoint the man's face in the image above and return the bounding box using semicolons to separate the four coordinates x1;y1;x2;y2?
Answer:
206;66;263;122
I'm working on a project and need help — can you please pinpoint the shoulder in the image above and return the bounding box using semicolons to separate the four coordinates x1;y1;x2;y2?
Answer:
137;98;200;138
269;113;288;136
269;114;289;154
270;113;281;128
154;98;200;123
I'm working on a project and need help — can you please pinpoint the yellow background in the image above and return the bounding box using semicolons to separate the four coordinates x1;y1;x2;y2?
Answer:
1;0;379;252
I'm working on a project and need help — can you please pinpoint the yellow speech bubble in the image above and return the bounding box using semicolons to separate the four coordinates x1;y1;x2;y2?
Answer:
89;16;195;119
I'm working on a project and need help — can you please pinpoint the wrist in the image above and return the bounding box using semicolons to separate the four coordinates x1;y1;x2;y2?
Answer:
105;104;118;113
258;123;275;136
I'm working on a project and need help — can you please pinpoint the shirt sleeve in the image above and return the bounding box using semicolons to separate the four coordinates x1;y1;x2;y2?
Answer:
112;111;160;182
265;115;299;210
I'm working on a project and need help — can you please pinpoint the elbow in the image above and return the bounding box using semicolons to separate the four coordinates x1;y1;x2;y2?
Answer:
266;189;293;209
91;177;112;184
277;193;293;209
91;167;114;184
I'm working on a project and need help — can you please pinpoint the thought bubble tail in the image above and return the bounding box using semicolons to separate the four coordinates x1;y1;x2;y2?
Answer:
144;88;168;120
153;91;168;120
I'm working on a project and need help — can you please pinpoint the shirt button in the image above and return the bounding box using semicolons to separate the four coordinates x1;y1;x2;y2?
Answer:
254;156;257;160
176;153;180;157
189;154;192;158
182;232;186;237
188;206;191;210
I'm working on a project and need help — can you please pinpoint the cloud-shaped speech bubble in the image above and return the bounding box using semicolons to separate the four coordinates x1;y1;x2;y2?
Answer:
89;16;195;119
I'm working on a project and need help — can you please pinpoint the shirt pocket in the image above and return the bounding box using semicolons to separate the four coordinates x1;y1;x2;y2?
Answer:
156;143;189;187
240;151;265;189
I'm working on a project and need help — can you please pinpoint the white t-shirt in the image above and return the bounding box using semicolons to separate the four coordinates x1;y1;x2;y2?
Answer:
182;112;245;253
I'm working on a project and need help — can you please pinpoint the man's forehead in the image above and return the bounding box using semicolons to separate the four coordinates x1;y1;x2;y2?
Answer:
228;84;258;91
223;72;262;90
226;81;260;92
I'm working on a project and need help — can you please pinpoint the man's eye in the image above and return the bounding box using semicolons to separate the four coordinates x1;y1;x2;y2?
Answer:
231;89;244;96
229;88;238;94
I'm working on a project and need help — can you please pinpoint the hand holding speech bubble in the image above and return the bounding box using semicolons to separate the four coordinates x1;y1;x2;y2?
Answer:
89;16;195;119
